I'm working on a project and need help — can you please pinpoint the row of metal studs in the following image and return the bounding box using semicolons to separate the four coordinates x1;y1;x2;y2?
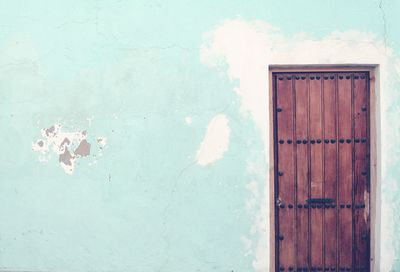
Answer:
278;75;366;80
277;106;367;112
278;138;367;144
279;266;362;271
278;203;366;209
278;170;368;176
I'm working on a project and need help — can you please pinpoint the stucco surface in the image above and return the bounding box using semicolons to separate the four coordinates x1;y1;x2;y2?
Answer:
0;1;399;271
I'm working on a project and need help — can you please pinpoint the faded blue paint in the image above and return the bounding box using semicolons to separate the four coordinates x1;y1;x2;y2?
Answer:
0;0;399;271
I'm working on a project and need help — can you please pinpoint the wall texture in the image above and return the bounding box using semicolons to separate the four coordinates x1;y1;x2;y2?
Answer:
0;1;399;271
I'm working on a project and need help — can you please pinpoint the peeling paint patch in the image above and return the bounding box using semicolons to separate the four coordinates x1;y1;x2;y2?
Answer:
196;114;230;166
96;137;107;158
74;139;91;157
32;124;106;174
364;190;370;223
59;147;75;173
45;125;56;137
96;137;107;148
32;139;48;153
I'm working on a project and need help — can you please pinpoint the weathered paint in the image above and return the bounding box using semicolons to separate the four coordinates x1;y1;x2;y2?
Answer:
0;1;399;271
32;124;101;174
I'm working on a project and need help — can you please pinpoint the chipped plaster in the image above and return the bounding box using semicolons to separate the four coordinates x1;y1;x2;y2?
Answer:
32;124;105;174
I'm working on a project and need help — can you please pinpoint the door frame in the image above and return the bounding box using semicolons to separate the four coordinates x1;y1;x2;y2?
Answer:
268;64;380;271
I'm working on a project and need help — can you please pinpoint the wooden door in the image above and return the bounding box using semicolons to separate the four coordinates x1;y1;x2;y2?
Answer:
273;72;370;272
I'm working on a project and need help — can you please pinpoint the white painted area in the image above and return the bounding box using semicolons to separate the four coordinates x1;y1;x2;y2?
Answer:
196;114;230;166
32;139;49;154
96;137;107;148
59;156;76;174
32;139;51;163
185;116;193;125
200;19;400;271
96;136;107;158
241;235;253;257
381;201;395;271
245;180;258;212
86;115;94;126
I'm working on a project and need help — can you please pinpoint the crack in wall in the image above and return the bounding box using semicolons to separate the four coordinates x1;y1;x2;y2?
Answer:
159;160;196;272
379;0;388;53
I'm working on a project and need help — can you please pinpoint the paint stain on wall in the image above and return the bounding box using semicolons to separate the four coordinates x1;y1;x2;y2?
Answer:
32;124;106;174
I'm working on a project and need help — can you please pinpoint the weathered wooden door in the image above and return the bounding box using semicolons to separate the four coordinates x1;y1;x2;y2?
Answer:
273;72;370;271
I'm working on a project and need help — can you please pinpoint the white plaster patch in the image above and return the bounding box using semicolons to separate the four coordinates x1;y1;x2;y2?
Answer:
86;115;94;126
200;19;400;271
97;137;107;148
196;114;230;166
32;124;107;174
245;179;258;212
32;139;49;154
381;200;396;271
185;116;193;125
96;136;107;158
241;235;253;257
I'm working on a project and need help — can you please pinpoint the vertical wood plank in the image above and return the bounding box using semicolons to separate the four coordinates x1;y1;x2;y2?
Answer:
337;73;353;270
276;74;296;270
309;74;323;270
353;73;370;271
322;74;338;270
294;74;309;270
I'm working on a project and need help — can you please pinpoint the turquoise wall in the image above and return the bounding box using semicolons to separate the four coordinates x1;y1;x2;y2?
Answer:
0;1;399;271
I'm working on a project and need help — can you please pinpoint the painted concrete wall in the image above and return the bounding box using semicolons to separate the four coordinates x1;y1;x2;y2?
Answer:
0;1;399;271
